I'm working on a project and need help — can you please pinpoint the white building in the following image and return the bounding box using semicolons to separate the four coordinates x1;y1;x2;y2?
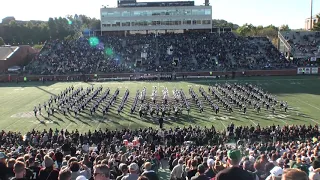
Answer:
305;15;319;30
100;1;212;35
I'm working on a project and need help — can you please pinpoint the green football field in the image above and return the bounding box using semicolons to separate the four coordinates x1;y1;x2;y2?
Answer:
0;76;320;134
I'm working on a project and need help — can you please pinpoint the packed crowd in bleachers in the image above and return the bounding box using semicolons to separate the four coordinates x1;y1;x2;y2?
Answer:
25;32;292;75
0;124;319;180
281;31;320;61
282;31;320;56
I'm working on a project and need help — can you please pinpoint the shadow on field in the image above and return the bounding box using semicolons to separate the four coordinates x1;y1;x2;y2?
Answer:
0;81;57;87
182;76;320;95
36;86;57;96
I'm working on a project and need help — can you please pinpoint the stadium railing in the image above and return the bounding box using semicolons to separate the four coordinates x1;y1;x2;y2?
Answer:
0;68;311;82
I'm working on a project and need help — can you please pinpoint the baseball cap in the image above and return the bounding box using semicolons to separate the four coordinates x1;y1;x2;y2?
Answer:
270;166;283;177
227;150;241;161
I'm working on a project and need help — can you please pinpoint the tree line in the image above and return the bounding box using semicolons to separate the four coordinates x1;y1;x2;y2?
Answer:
0;15;100;45
0;14;314;47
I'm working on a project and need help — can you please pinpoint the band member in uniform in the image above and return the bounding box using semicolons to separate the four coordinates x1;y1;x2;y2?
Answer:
159;117;164;129
33;106;38;117
243;105;247;114
215;105;219;114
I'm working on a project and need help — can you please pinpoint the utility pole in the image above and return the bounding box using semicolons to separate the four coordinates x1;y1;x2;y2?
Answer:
310;0;313;30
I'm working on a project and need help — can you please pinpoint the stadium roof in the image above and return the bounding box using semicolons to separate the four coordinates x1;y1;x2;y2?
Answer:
0;46;18;60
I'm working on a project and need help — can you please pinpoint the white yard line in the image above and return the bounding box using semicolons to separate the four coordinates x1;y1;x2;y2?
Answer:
277;118;288;125
220;120;227;129
310;119;320;125
79;123;85;132
250;119;258;126
65;122;72;130
291;97;320;111
4;118;25;130
272;80;320;112
95;122;101;131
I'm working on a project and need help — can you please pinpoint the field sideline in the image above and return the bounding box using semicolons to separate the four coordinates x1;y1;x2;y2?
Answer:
0;76;320;134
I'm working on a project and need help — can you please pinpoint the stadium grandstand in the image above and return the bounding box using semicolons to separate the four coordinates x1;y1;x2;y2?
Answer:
1;0;320;180
278;31;320;65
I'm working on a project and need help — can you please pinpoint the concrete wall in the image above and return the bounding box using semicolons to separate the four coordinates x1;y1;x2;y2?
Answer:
0;45;37;72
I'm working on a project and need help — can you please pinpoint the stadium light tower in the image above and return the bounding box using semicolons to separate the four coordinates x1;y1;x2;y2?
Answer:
310;0;313;30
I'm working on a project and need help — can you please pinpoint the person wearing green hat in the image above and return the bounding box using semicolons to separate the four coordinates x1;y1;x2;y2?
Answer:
215;150;254;180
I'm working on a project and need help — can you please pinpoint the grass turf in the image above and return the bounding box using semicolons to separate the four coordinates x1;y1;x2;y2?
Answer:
0;76;320;134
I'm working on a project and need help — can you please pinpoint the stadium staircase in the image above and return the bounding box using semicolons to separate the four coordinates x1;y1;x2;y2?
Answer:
188;39;198;65
278;31;293;53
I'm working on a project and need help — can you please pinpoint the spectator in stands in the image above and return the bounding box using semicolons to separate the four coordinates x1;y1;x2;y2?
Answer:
93;164;110;180
170;158;185;180
59;168;72;180
39;155;59;180
204;158;215;178
121;163;139;180
282;168;308;180
191;164;209;180
215;150;254;180
116;163;128;180
141;162;159;180
187;160;199;179
25;32;294;76
12;161;26;180
0;152;8;180
70;161;91;180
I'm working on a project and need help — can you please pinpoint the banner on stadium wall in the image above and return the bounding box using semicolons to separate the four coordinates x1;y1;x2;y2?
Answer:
305;67;311;74
297;67;304;74
311;67;319;74
311;57;317;61
297;67;319;74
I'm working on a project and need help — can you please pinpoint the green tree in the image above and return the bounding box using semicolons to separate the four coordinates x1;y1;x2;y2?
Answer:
213;19;239;30
280;24;290;31
312;15;320;31
48;18;57;39
9;20;17;27
33;44;43;50
236;23;255;36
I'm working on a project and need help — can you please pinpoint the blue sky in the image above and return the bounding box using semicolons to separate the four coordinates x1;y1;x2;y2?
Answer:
0;0;319;29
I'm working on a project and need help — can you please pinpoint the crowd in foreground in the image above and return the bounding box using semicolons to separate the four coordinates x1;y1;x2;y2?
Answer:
0;124;320;180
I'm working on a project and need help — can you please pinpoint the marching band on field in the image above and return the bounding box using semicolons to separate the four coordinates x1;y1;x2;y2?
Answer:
33;83;288;119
